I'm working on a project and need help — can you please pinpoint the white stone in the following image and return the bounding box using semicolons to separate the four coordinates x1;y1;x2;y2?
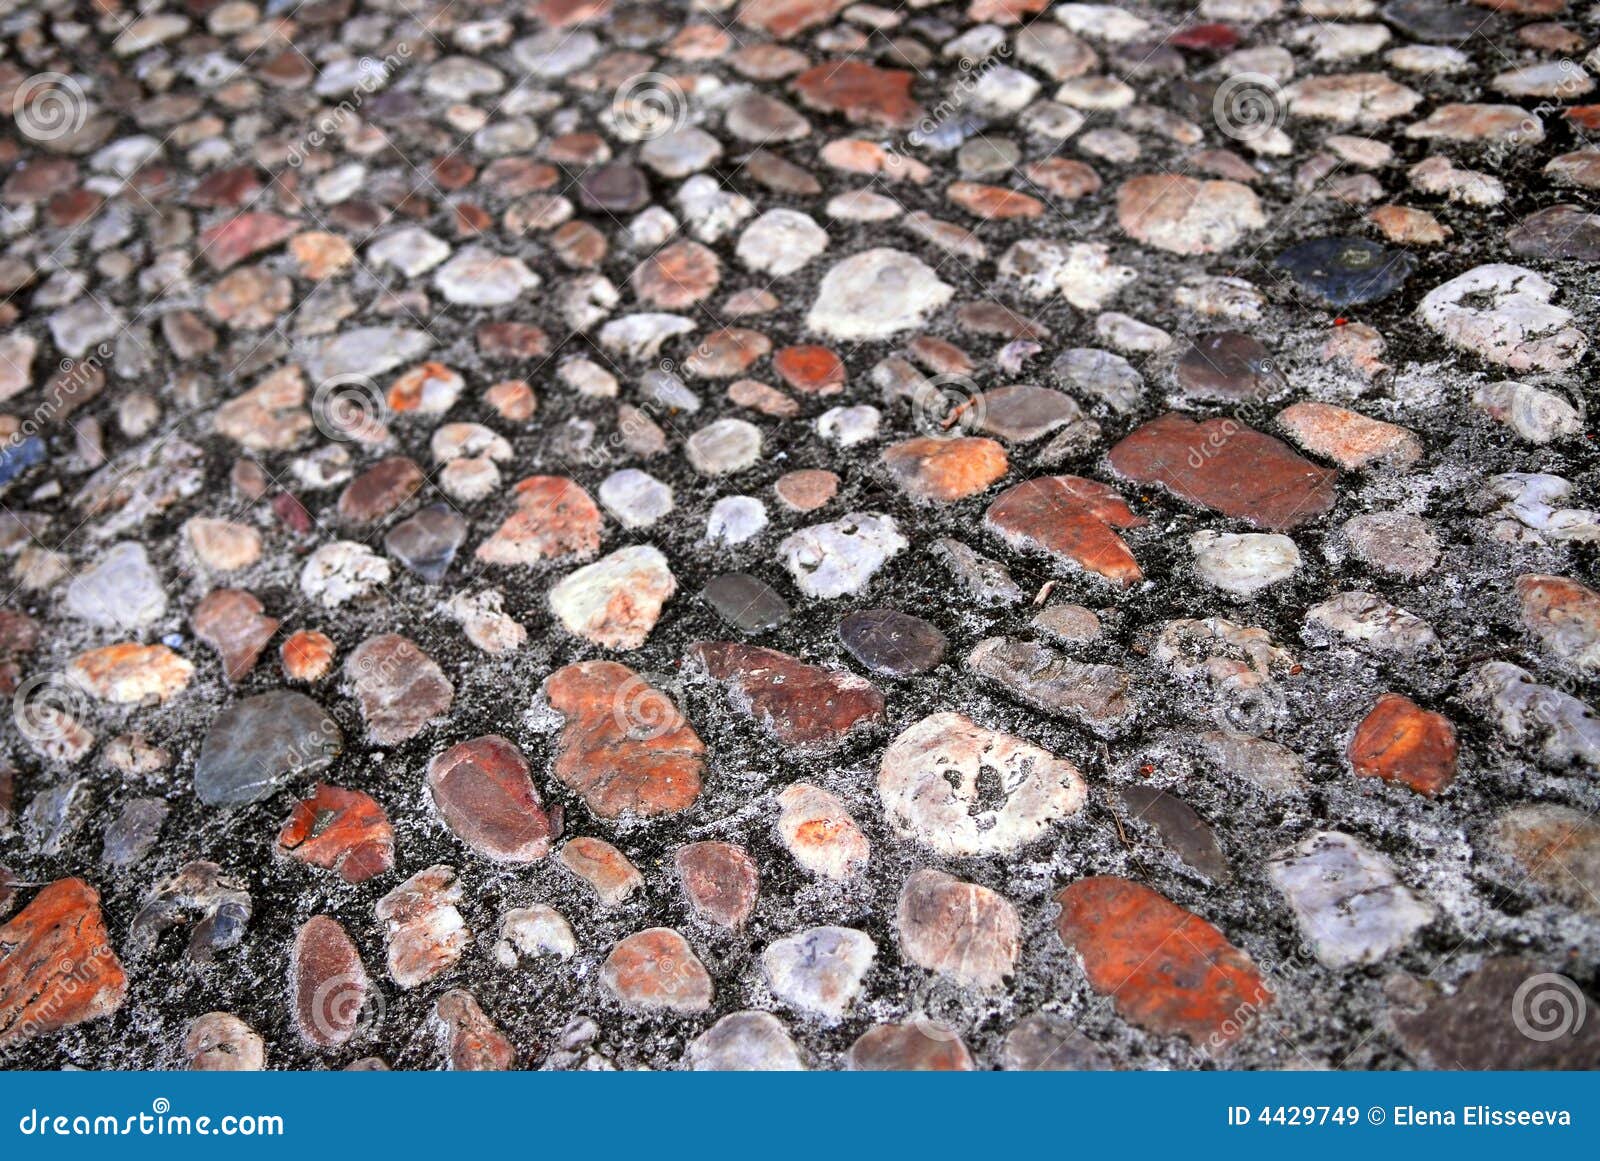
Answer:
708;496;768;545
300;541;393;608
737;209;829;277
1418;264;1586;373
807;249;953;340
548;545;675;650
598;469;674;528
1267;831;1433;968
778;512;907;598
1190;531;1300;596
686;419;762;476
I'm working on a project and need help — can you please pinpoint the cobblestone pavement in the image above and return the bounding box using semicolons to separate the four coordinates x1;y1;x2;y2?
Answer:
1;0;1599;1071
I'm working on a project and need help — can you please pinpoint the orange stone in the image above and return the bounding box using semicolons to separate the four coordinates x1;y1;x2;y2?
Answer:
792;61;922;128
484;379;537;420
475;476;603;565
542;661;705;818
1348;693;1459;796
947;181;1044;220
281;629;336;682
277;783;395;883
601;928;713;1012
772;344;846;394
559;836;644;904
0;878;128;1048
1055;876;1271;1046
985;475;1145;584
631;240;720;309
882;437;1009;502
1024;159;1102;200
67;642;194;703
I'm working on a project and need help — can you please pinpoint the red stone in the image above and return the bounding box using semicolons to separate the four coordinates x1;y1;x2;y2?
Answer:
739;0;852;39
793;61;922;128
601;928;714;1012
542;661;706;818
427;735;554;862
1169;23;1242;52
688;641;885;750
433;990;515;1070
281;629;336;682
477;476;603;566
277;783;395;883
1348;694;1459;796
1108;413;1337;531
1055;876;1271;1046
985;475;1146;584
200;212;299;272
0;878;127;1048
968;0;1046;20
848;1022;975;1069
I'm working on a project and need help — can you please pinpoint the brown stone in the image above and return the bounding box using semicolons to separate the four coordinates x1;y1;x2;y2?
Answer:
291;915;369;1049
729;379;799;417
1116;175;1263;255
559;836;644;904
883;437;1009;502
192;589;279;682
792;61;922;128
1108;412;1338;531
427;735;553;862
948;181;1044;220
677;841;760;928
1348;693;1459;796
346;634;453;745
686;328;771;378
1276;402;1422;470
689;641;885;750
601;928;714;1012
1493;805;1600;915
1025;158;1102;200
775;469;840;511
0;878;127;1049
476;476;603;565
277;783;395;883
184;1012;266;1070
1369;204;1451;245
1516;574;1600;670
985;475;1145;584
1055;876;1271;1046
543;661;705;818
337;456;425;524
